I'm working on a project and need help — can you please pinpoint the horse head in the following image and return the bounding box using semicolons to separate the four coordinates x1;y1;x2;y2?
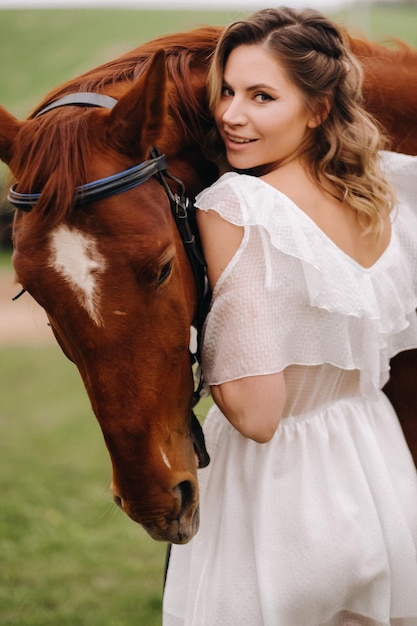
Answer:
0;48;212;544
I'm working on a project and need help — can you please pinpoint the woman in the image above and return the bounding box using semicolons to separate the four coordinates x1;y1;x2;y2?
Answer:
163;7;417;625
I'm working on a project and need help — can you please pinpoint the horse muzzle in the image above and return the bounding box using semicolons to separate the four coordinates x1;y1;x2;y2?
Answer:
111;474;200;544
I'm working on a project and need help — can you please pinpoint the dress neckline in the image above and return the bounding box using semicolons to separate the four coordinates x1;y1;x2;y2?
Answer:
246;173;393;273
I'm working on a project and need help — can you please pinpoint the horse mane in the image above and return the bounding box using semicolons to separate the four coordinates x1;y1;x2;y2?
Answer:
347;32;416;61
347;34;417;151
10;27;222;225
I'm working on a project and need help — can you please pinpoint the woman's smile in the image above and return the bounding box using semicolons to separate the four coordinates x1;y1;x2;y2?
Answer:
223;131;258;148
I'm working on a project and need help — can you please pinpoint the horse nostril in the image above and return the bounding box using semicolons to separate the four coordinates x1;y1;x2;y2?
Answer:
174;480;195;513
113;494;123;509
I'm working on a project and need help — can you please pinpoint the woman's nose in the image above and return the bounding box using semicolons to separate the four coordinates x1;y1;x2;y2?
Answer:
221;98;246;126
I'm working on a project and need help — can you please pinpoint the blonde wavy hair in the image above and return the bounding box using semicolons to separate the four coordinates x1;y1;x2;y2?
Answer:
206;6;395;236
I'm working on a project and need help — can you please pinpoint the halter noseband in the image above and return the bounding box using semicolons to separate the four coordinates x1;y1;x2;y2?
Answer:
7;92;210;408
8;154;170;210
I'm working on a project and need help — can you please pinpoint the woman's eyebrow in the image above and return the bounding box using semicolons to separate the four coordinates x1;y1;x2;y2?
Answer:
223;78;278;93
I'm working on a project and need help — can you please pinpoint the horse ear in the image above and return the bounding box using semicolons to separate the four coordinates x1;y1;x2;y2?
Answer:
105;49;168;157
0;106;22;165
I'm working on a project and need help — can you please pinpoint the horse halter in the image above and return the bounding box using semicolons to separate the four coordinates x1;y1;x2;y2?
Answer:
7;92;211;409
8;93;178;209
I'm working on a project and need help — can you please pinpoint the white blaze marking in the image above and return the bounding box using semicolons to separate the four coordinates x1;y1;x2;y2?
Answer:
49;225;106;326
160;446;172;469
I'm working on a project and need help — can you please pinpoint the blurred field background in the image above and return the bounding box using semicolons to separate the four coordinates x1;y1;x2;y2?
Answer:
0;3;417;120
0;3;416;625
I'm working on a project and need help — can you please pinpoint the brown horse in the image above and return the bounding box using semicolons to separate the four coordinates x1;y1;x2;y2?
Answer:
0;26;416;544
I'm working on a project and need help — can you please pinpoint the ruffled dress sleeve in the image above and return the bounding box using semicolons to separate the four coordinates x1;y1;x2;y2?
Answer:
195;155;417;398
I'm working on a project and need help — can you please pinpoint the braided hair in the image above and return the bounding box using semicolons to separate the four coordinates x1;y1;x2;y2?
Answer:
207;7;395;235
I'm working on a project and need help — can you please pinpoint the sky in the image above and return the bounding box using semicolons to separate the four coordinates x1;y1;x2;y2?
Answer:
0;0;362;9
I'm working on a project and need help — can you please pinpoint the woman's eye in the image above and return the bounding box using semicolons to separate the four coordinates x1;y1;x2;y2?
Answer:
255;92;273;103
157;262;172;285
221;85;233;97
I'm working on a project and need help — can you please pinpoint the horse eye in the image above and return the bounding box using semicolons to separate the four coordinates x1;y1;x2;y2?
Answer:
157;261;172;285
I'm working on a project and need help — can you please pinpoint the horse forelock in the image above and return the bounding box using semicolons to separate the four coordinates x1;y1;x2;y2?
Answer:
11;109;92;227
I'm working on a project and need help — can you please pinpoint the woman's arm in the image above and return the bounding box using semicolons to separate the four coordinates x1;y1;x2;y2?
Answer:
211;374;286;443
197;209;286;443
197;208;244;287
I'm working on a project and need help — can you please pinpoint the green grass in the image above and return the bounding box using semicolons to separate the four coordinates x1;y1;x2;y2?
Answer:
0;344;212;625
0;249;12;268
0;345;212;625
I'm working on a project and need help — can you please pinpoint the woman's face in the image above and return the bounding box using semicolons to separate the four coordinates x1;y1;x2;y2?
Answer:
214;44;317;172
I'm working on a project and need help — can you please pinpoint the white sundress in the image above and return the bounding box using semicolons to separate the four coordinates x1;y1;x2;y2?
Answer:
163;151;417;626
